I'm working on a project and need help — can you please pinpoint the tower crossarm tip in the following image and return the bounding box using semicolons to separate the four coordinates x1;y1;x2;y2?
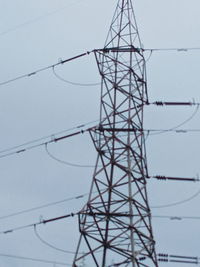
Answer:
150;101;200;106
150;175;199;182
158;253;199;264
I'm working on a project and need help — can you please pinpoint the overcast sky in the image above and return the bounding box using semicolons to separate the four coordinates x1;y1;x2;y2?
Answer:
0;0;200;266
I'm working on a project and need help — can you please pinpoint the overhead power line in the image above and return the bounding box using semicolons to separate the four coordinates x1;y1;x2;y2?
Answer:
148;128;200;133
0;127;90;159
0;50;93;86
0;192;88;221
0;100;199;160
0;119;99;156
2;127;200;161
45;142;96;168
0;253;70;266
151;187;200;209
1;46;200;87
34;225;76;254
149;103;200;137
0;174;198;222
153;215;200;221
52;65;100;86
0;212;76;235
144;47;200;52
2;209;200;239
0;7;69;37
2;201;200;239
0;0;85;38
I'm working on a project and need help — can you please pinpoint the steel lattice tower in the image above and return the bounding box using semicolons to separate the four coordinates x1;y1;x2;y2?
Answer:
73;0;158;266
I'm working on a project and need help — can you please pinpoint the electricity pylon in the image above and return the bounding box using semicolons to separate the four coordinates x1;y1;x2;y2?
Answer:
73;0;158;266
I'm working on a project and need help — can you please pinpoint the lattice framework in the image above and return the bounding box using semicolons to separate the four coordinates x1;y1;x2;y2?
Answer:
73;1;158;266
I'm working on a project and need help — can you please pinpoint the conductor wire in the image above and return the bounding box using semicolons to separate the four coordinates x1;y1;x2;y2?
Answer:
0;253;70;266
144;47;200;52
151;187;200;209
0;213;76;235
0;119;99;156
0;50;93;86
34;225;76;254
52;65;100;87
0;193;88;221
150;104;200;136
0;0;85;38
45;143;95;168
153;215;200;220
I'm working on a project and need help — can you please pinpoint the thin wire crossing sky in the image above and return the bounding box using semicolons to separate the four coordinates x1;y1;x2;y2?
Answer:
0;0;200;266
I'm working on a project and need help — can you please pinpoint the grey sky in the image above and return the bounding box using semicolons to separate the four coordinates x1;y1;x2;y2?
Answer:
0;0;200;266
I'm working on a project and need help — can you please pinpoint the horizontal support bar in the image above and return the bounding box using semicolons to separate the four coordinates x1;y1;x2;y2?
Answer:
80;212;146;217
97;127;142;132
95;46;141;53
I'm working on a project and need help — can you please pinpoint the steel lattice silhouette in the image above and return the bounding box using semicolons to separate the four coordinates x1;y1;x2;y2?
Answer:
73;0;158;266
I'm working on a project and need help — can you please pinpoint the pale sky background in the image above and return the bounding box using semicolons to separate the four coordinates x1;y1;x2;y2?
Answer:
0;0;200;266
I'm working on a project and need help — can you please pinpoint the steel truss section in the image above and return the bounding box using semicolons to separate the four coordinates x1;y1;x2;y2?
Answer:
73;0;158;266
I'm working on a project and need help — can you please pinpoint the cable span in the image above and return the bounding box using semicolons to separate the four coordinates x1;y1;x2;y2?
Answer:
149;104;200;136
0;193;88;221
0;0;84;38
52;65;100;86
0;102;199;160
0;128;90;159
0;119;99;156
146;128;200;133
1;184;198;222
0;172;198;221
1;47;200;87
0;50;93;86
145;47;200;52
143;47;200;52
0;7;68;37
1;126;200;161
0;253;70;266
151;187;200;209
45;143;95;168
153;215;200;220
0;213;76;235
34;225;76;254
